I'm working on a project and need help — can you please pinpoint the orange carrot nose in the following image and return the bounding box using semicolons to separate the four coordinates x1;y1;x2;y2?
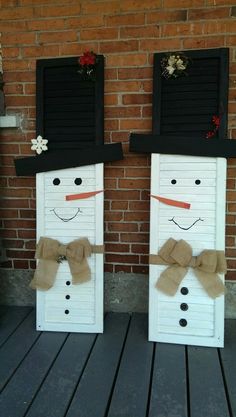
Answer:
151;195;191;209
65;190;104;201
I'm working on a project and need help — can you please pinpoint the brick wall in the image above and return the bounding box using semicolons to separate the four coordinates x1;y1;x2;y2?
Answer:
0;0;236;279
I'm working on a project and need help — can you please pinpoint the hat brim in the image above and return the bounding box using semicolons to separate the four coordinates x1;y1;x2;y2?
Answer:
130;134;236;158
15;143;123;176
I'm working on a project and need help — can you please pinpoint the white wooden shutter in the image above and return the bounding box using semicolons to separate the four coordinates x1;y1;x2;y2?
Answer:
36;163;104;333
149;154;226;347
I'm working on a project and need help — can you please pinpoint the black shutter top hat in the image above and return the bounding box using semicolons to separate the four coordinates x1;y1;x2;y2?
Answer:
130;134;236;158
130;48;236;159
14;55;123;176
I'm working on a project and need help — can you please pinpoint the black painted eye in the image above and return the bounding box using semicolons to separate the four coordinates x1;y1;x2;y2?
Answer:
53;178;60;185
195;179;201;185
171;179;177;184
74;178;82;185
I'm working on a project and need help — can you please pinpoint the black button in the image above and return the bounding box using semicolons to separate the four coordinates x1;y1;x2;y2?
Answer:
66;281;71;286
65;295;70;300
179;319;187;327
65;309;69;314
180;303;188;311
180;287;189;295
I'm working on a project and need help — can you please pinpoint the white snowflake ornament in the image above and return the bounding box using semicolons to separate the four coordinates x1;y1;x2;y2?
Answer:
31;135;48;155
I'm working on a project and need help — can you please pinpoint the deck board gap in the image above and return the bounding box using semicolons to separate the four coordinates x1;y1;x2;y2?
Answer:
22;332;70;417
63;333;99;417
0;308;33;349
186;345;191;417
104;313;132;417
145;342;156;417
218;348;234;417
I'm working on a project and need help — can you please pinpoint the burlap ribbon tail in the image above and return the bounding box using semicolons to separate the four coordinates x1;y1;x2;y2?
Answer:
149;238;226;299
30;237;104;291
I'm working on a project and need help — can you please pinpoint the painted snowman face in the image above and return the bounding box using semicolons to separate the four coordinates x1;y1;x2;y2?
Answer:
151;154;226;254
38;165;103;244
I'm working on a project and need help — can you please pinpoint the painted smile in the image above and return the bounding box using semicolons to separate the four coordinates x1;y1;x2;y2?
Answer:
168;217;204;230
50;208;82;222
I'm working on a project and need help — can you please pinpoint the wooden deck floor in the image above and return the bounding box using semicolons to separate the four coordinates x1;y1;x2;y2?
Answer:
0;307;235;417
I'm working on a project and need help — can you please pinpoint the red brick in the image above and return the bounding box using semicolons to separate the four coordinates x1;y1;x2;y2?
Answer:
105;190;140;200
0;6;34;20
111;132;130;142
147;10;187;23
35;4;81;18
120;25;159;39
2;32;36;45
183;36;225;49
118;68;151;81
106;243;130;253
0;229;17;238
105;13;145;26
82;1;120;15
4;219;36;229
105;167;125;178
25;240;36;250
104;233;119;242
120;0;161;11
122;94;152;105
108;223;138;232
124;212;149;221
19;209;36;219
3;71;35;83
105;106;141;118
18;229;36;239
67;15;104;28
0;260;13;268
106;54;147;67
100;40;139;54
104;94;119;105
4;239;24;249
5;95;35;107
163;0;204;6
0;144;19;155
120;118;152;130
38;31;78;44
115;264;132;273
119;178;150;189
131;244;149;254
60;43;98;56
13;260;29;269
121;233;149;243
106;254;139;264
132;265;149;274
3;60;29;71
7;249;35;259
0;188;32;198
188;7;230;20
80;28;118;41
129;201;150;211
8;178;35;187
2;47;20;58
27;18;66;31
0;209;18;218
0;166;17;176
105;264;114;273
22;45;60;58
111;201;128;210
140;38;181;51
104;212;123;221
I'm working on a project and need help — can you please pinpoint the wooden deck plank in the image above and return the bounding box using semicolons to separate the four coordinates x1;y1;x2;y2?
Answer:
220;320;236;417
0;305;9;317
107;313;154;417
66;313;130;417
0;331;67;417
148;343;188;417
0;311;39;392
0;306;32;347
25;332;97;417
188;345;230;417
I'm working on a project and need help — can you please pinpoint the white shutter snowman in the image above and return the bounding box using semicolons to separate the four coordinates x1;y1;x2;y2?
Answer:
130;134;236;347
15;55;123;333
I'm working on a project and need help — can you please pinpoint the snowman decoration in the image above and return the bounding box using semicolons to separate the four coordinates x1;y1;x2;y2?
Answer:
130;134;236;347
15;137;123;333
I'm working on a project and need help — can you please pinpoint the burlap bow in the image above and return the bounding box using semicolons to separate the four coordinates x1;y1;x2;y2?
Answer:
149;238;227;299
30;237;104;291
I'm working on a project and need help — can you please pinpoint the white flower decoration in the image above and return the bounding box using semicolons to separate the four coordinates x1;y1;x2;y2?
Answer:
31;135;48;155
